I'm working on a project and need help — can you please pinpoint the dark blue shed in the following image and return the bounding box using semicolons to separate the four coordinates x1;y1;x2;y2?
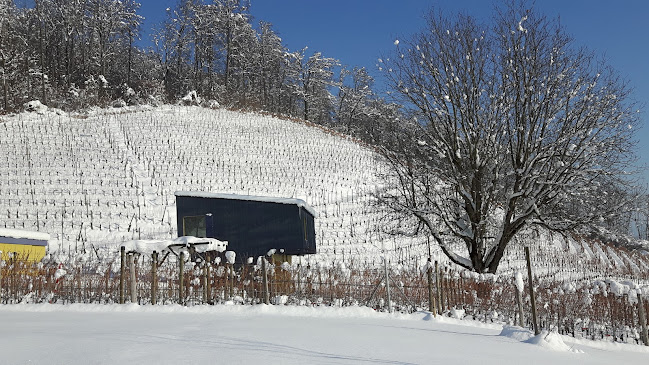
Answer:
174;192;316;262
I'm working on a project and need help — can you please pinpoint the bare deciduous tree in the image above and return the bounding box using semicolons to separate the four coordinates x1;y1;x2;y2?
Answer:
379;3;640;273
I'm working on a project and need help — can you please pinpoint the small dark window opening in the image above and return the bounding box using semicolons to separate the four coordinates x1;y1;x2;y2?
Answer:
183;215;206;237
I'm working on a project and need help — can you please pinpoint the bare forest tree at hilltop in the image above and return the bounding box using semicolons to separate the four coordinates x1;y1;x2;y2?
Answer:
1;0;142;109
0;0;391;140
378;3;640;273
336;66;374;133
288;48;339;124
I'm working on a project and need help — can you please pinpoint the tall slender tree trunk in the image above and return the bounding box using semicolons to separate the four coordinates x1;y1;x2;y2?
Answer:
2;69;8;111
39;20;46;104
128;30;133;87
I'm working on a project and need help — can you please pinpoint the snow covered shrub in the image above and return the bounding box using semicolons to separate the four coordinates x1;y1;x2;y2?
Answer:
180;90;201;106
206;100;220;109
112;99;127;108
117;83;139;106
23;100;48;114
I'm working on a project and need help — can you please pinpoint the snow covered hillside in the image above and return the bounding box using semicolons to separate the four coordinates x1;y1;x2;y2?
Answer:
0;106;393;260
0;105;647;280
0;304;647;364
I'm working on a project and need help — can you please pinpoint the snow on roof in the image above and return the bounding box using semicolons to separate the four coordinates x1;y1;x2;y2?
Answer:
174;191;317;217
121;236;228;255
0;228;50;241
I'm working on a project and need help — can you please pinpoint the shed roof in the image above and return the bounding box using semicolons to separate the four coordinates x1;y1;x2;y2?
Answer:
174;191;317;217
0;228;50;241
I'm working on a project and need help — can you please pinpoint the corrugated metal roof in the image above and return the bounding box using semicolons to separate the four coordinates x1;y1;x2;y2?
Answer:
174;191;317;217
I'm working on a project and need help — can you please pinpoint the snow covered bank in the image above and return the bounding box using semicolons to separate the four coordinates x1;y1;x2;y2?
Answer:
0;304;647;364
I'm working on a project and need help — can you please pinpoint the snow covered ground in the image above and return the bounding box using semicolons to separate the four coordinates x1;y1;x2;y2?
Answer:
1;304;647;364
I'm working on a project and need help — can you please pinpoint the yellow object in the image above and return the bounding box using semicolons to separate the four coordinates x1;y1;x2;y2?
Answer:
0;243;47;262
0;228;50;262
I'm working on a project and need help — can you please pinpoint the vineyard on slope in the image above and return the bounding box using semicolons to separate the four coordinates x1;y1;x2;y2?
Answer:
0;105;647;282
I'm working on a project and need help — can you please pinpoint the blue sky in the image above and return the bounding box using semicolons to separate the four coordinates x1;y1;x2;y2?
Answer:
137;0;649;182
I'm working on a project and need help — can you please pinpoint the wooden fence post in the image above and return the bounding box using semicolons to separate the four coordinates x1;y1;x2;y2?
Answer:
179;252;185;305
229;263;234;300
525;246;540;336
151;251;158;305
515;272;525;327
383;251;392;313
11;254;16;303
76;266;81;303
129;253;137;303
516;286;525;327
297;258;302;297
119;246;125;304
435;261;442;315
206;253;212;304
638;293;648;346
202;262;208;304
262;257;269;305
427;258;435;315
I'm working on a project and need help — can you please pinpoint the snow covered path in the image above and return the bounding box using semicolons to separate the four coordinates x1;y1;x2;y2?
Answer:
0;304;646;364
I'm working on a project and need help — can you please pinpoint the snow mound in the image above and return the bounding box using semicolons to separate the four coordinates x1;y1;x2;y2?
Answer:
524;330;584;353
24;100;48;113
450;307;465;319
499;325;533;341
422;312;435;321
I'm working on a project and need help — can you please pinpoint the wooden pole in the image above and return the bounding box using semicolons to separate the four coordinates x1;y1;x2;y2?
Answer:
129;253;137;303
427;258;435;315
383;250;392;313
435;261;442;315
229;263;234;300
119;246;125;304
202;262;208;304
11;254;16;303
223;260;229;300
638;293;648;346
206;253;212;304
516;284;525;327
262;257;269;305
179;252;185;305
151;251;158;305
525;246;540;335
297;256;302;297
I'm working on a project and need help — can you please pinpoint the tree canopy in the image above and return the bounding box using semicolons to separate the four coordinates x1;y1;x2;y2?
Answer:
378;3;640;273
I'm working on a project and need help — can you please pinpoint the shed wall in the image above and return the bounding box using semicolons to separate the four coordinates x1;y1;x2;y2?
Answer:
176;196;316;261
0;242;47;261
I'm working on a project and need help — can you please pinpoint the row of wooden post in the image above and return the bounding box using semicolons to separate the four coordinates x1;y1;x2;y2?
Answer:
424;260;451;317
424;246;649;346
118;247;272;306
115;245;648;345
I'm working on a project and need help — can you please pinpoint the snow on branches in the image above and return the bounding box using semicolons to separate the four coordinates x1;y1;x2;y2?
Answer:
378;3;640;273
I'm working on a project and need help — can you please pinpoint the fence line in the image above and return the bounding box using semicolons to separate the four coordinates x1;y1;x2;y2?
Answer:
1;252;647;346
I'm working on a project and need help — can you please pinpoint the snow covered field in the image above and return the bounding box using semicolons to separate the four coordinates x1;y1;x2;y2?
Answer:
0;304;647;364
